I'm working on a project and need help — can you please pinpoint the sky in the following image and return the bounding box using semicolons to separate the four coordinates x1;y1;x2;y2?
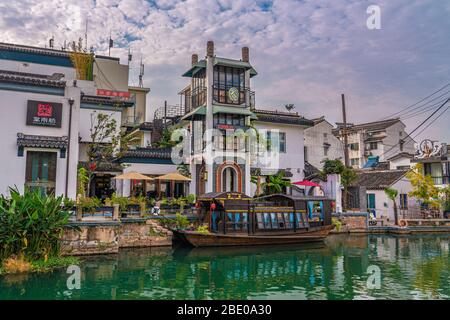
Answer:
1;0;449;142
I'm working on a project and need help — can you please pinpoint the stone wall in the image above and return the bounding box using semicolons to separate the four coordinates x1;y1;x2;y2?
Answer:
62;222;120;256
332;213;368;233
119;218;172;248
62;219;172;256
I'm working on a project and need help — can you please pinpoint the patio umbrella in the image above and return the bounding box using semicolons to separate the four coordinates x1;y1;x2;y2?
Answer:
154;172;191;198
292;180;320;187
153;172;191;181
112;171;153;180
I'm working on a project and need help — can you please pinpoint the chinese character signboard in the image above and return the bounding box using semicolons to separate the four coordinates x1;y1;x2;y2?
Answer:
97;89;131;99
26;100;62;128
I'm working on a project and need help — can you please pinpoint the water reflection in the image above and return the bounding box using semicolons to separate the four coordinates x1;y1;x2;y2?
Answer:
0;234;449;300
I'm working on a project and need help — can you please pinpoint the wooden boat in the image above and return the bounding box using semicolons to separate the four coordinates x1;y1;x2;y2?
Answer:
175;192;335;247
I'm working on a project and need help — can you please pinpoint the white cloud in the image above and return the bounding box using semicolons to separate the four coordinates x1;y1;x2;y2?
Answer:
0;0;449;141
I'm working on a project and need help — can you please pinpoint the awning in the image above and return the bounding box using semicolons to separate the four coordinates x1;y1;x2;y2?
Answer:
113;171;153;180
154;172;191;181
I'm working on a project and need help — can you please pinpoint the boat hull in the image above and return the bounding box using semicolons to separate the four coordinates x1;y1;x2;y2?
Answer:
173;225;334;247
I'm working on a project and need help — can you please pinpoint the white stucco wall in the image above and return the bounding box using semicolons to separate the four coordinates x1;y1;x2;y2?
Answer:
253;122;306;182
78;108;122;142
366;177;418;222
304;120;344;169
0;86;80;198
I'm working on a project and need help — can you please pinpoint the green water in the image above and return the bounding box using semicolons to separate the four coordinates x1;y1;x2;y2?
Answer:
1;234;449;300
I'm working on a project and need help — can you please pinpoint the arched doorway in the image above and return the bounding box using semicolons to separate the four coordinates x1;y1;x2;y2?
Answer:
222;166;237;192
216;162;243;193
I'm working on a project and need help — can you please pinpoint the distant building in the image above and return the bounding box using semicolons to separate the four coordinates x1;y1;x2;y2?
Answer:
333;118;415;169
304;116;344;170
351;169;419;221
411;141;449;188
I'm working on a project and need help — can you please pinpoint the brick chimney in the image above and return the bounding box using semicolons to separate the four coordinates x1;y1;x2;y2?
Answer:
206;41;214;57
242;46;249;62
191;53;198;66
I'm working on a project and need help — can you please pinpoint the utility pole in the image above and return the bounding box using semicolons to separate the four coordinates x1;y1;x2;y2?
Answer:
341;93;350;212
341;93;349;168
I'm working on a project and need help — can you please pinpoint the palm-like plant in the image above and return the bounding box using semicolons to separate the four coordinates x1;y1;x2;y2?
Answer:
384;187;399;225
262;171;291;195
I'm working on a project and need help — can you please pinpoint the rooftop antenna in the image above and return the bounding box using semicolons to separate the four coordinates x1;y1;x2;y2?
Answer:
84;18;88;51
139;58;144;88
108;31;113;56
128;48;132;65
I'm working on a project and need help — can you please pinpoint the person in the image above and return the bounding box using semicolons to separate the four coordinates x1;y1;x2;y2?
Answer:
151;200;161;216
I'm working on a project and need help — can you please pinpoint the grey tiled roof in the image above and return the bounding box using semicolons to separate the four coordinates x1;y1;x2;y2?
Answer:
352;169;408;190
81;94;134;107
334;118;400;135
0;69;66;87
253;109;314;126
121;147;172;159
0;42;71;58
17;133;68;149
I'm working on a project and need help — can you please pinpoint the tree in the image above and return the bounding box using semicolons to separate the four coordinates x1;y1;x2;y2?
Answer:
262;171;291;195
406;164;440;209
154;128;178;148
323;159;345;175
385;187;399;225
82;112;130;196
341;167;357;211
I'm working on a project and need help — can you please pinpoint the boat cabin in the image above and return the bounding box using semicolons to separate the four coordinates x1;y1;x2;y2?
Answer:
196;192;333;235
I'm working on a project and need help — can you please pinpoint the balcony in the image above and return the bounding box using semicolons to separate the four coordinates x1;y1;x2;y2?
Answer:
122;115;143;127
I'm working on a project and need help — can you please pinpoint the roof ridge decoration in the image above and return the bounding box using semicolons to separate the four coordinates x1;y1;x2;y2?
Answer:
17;133;68;157
0;69;66;88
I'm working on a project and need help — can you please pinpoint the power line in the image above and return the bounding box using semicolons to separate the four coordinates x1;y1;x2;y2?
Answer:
400;96;450;120
412;105;450;139
376;98;450;159
379;82;450;120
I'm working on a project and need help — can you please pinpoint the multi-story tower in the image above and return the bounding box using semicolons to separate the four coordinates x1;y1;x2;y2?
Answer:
179;41;257;195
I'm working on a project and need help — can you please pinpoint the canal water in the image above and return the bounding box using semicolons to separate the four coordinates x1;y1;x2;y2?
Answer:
1;234;449;300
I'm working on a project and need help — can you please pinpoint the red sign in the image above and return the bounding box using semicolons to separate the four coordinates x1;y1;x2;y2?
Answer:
97;89;131;99
217;124;234;130
27;100;62;128
37;103;53;117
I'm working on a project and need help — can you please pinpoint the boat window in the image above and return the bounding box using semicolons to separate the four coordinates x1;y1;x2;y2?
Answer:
234;213;241;230
308;201;324;221
296;213;303;227
284;213;292;229
277;213;285;228
270;213;278;229
256;212;264;229
289;213;294;229
263;213;271;229
242;213;248;231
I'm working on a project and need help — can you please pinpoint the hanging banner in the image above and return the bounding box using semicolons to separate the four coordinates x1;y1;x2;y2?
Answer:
97;89;131;99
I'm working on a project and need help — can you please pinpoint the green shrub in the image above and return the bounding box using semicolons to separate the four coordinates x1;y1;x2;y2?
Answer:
196;225;210;234
77;196;101;213
332;217;342;232
186;194;196;204
0;187;75;262
111;193;129;211
175;213;189;229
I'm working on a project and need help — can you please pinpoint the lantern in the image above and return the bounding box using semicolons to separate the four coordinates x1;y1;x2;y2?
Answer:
210;203;216;210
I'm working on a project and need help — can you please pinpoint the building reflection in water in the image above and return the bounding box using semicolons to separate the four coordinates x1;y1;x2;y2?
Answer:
0;234;449;300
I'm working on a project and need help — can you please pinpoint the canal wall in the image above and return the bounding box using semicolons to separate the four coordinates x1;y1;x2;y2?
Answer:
61;218;172;256
332;212;368;233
